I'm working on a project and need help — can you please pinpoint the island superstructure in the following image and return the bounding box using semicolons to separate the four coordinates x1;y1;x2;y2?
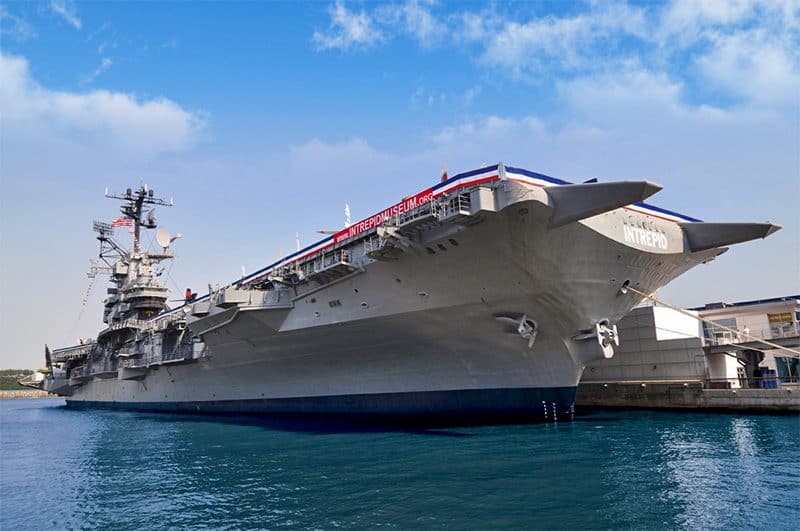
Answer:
33;163;780;422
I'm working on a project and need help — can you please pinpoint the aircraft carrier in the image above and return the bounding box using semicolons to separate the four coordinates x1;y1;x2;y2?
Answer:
32;163;780;423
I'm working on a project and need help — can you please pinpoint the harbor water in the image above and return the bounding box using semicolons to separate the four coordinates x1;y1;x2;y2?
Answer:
1;399;798;529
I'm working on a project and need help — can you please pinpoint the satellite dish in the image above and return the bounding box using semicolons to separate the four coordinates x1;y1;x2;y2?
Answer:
155;228;171;248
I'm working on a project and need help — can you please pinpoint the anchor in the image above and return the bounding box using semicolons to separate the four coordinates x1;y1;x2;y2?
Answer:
572;319;619;359
495;313;538;349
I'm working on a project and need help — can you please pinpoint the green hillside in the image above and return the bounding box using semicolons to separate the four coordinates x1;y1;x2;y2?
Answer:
0;369;35;390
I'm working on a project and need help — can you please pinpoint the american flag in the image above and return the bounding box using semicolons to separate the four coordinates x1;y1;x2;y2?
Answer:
111;215;133;228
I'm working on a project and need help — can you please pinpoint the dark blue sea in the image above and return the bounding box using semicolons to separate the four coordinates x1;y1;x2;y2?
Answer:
1;399;798;530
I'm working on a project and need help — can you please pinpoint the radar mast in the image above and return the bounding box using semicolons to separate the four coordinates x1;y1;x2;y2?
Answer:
90;184;177;324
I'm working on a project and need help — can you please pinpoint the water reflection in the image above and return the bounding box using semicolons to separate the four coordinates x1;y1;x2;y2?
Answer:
730;418;758;457
655;415;798;530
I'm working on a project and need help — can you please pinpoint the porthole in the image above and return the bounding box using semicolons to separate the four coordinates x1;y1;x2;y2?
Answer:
418;291;428;297
360;302;368;308
426;247;436;254
437;243;447;251
448;239;459;246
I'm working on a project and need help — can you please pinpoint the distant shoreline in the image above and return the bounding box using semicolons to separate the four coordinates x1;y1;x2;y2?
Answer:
0;390;59;399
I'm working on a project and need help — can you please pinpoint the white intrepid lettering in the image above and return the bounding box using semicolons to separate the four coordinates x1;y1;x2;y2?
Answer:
623;224;668;250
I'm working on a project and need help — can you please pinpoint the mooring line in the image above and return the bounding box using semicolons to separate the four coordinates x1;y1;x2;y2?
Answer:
624;285;800;359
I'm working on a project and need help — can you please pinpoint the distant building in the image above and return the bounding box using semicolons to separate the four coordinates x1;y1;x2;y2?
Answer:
583;295;800;389
695;295;799;388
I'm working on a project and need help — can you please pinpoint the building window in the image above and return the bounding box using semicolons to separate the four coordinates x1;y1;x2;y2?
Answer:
769;312;793;326
769;312;794;338
703;318;737;344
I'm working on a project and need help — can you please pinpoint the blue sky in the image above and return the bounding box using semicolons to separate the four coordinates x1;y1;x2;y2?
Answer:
1;0;798;368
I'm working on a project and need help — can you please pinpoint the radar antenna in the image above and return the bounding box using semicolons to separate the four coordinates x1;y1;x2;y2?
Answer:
105;185;173;254
87;259;113;278
92;219;127;267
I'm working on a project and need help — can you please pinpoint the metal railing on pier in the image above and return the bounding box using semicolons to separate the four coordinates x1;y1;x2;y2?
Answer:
704;376;798;390
704;323;800;346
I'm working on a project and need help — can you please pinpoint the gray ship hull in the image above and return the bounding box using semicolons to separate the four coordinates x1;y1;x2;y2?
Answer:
63;301;584;421
65;388;577;424
62;188;722;422
45;165;778;424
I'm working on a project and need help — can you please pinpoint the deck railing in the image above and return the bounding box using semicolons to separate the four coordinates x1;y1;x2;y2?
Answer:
70;365;88;379
121;343;200;368
52;343;94;362
433;194;471;220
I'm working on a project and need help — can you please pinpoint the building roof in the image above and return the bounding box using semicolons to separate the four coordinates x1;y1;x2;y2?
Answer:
690;295;800;312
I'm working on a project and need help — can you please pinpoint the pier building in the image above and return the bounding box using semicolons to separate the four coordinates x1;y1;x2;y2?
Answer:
577;295;800;411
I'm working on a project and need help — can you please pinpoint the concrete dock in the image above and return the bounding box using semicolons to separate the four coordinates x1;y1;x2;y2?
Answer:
576;381;799;412
578;297;800;413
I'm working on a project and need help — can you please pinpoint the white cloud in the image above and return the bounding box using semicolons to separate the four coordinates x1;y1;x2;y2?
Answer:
479;3;647;75
377;0;446;48
455;11;495;43
463;84;482;104
432;114;523;146
653;1;800;107
312;1;383;51
314;0;448;50
84;57;113;83
0;6;36;40
49;0;81;30
656;0;782;42
312;1;799;109
559;66;686;120
696;28;800;106
0;52;204;160
87;21;111;41
409;85;449;109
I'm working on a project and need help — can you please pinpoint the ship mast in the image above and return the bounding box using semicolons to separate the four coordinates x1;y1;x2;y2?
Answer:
89;184;176;324
105;185;173;253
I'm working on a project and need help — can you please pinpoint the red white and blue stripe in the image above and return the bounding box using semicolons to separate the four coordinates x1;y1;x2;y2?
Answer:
157;163;700;318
